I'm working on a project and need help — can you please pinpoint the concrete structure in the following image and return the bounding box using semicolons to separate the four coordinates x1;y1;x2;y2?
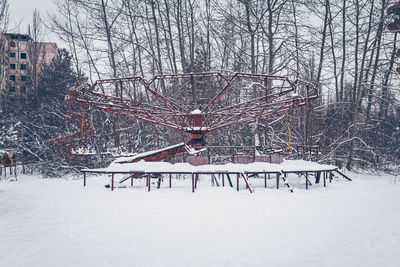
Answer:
0;33;58;113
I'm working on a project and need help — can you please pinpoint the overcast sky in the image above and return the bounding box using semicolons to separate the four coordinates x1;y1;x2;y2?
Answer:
9;0;59;43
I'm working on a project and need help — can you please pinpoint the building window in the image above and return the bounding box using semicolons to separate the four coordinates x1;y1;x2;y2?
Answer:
10;64;16;70
21;75;27;81
10;86;15;92
20;64;26;70
10;75;15;81
20;87;26;93
10;52;16;58
21;53;27;59
21;35;28;40
11;35;17;40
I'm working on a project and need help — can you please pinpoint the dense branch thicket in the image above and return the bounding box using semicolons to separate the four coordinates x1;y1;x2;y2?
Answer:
2;0;400;174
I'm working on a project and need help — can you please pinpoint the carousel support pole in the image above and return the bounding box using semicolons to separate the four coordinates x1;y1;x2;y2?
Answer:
169;174;172;188
195;174;199;189
323;171;326;187
147;174;151;192
276;173;279;189
83;172;86;187
236;173;240;191
192;173;195;193
111;173;114;191
131;177;133;186
264;173;267;188
222;174;225;187
305;172;309;190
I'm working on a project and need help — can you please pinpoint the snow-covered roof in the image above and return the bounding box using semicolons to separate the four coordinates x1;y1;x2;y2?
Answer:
113;143;185;163
83;159;337;174
184;127;209;131
191;109;202;114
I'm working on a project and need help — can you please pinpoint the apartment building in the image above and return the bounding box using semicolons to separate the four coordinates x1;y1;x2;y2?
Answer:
0;33;58;113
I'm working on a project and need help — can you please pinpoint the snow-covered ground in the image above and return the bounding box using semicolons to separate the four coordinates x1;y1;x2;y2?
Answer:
1;172;400;267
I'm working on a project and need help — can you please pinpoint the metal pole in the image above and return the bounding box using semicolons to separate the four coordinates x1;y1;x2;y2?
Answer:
222;174;225;187
276;173;279;189
305;172;308;190
195;174;199;189
264;173;267;188
192;173;195;193
111;173;114;191
323;171;326;187
169;174;172;188
83;172;86;187
148;174;151;192
131;177;133;186
237;173;239;191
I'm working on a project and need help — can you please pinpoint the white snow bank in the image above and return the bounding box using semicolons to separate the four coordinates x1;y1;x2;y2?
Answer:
1;173;399;267
86;159;338;174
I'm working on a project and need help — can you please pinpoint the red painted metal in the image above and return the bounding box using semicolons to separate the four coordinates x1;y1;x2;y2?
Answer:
70;72;317;160
241;173;253;193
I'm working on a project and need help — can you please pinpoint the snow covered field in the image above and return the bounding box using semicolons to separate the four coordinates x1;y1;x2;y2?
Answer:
1;172;400;267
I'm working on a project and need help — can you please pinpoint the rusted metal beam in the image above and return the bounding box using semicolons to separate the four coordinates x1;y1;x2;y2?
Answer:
334;170;352;181
69;72;317;161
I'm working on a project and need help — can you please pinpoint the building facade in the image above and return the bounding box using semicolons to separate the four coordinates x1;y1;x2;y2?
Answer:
0;33;58;113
